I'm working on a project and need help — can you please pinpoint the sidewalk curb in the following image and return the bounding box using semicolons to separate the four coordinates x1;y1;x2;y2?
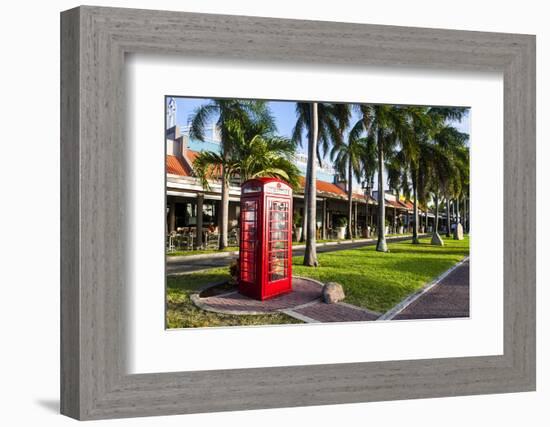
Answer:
189;275;325;317
167;233;430;264
167;250;239;263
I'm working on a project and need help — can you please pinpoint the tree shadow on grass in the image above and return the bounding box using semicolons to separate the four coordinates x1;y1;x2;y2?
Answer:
167;270;229;292
386;242;469;257
295;256;463;312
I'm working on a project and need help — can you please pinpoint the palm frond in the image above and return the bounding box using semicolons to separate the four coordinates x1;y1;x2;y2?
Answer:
188;103;219;141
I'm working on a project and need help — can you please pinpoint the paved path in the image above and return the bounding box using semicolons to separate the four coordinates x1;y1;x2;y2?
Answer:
192;277;322;315
167;234;427;275
192;277;381;322
167;256;238;274
391;259;470;320
191;259;469;323
289;301;379;323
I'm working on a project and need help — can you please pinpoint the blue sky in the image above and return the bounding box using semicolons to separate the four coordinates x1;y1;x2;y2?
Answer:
170;97;470;152
168;96;470;188
172;97;301;143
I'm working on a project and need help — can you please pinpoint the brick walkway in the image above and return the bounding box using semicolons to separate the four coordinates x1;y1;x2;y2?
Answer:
193;277;322;314
391;259;470;320
192;259;469;322
288;301;379;323
192;277;381;321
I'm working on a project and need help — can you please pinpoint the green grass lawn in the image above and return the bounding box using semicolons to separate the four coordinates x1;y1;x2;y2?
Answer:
292;235;469;312
166;271;302;328
166;235;469;327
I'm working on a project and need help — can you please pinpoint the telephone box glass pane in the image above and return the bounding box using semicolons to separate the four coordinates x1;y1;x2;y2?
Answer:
240;199;257;283
268;199;289;282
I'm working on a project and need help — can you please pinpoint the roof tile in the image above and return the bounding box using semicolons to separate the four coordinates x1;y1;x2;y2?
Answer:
166;155;192;176
167;152;413;208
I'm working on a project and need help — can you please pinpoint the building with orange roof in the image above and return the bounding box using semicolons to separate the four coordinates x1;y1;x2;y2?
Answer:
165;124;434;246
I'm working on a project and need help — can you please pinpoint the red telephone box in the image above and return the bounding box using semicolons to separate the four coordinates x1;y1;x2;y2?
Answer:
238;177;293;300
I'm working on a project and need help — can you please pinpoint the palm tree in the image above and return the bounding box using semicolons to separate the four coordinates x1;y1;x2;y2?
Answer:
360;135;378;236
386;149;410;233
420;142;457;245
399;107;434;244
292;103;345;266
352;105;410;252
193;117;301;196
232;120;301;186
432;124;469;239
453;145;470;239
189;99;272;250
428;107;468;235
330;123;366;239
445;198;452;237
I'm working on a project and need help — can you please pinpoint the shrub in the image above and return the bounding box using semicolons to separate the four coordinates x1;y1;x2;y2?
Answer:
335;216;347;227
229;260;239;284
293;211;303;228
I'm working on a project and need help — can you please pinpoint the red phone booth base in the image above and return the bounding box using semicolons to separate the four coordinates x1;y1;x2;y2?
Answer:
238;178;293;301
239;281;293;302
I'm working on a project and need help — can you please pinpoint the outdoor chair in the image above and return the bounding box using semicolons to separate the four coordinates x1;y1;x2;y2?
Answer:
174;232;193;251
228;229;239;247
167;232;177;252
205;232;220;249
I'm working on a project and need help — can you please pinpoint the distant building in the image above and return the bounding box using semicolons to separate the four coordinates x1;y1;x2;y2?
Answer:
163;101;450;243
166;123;447;244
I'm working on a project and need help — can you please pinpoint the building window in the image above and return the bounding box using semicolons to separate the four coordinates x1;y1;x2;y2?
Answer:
202;202;216;225
173;200;219;228
185;203;197;225
175;203;187;228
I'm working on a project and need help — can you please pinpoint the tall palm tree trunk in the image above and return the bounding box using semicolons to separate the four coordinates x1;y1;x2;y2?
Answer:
303;102;319;266
445;198;451;237
462;197;470;233
218;161;229;250
347;159;353;239
301;178;308;242
365;200;369;237
376;131;388;252
412;179;419;244
453;198;460;240
434;197;439;233
431;194;443;246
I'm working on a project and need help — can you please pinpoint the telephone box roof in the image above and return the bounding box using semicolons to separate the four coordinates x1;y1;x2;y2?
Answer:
243;177;292;186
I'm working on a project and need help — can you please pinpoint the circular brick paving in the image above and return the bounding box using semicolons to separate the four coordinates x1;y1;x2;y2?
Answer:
192;276;324;315
191;259;469;322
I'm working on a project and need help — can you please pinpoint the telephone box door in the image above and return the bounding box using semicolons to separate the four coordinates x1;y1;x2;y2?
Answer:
264;197;292;298
238;177;293;301
239;198;258;286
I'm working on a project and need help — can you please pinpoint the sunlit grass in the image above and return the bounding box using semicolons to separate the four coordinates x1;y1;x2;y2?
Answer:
292;235;469;312
166;235;469;326
166;271;301;328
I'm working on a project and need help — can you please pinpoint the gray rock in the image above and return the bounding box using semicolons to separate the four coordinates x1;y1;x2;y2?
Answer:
322;282;345;304
454;223;464;240
431;232;444;246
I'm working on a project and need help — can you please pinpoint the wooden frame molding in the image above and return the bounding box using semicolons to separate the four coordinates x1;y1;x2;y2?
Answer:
61;6;536;420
